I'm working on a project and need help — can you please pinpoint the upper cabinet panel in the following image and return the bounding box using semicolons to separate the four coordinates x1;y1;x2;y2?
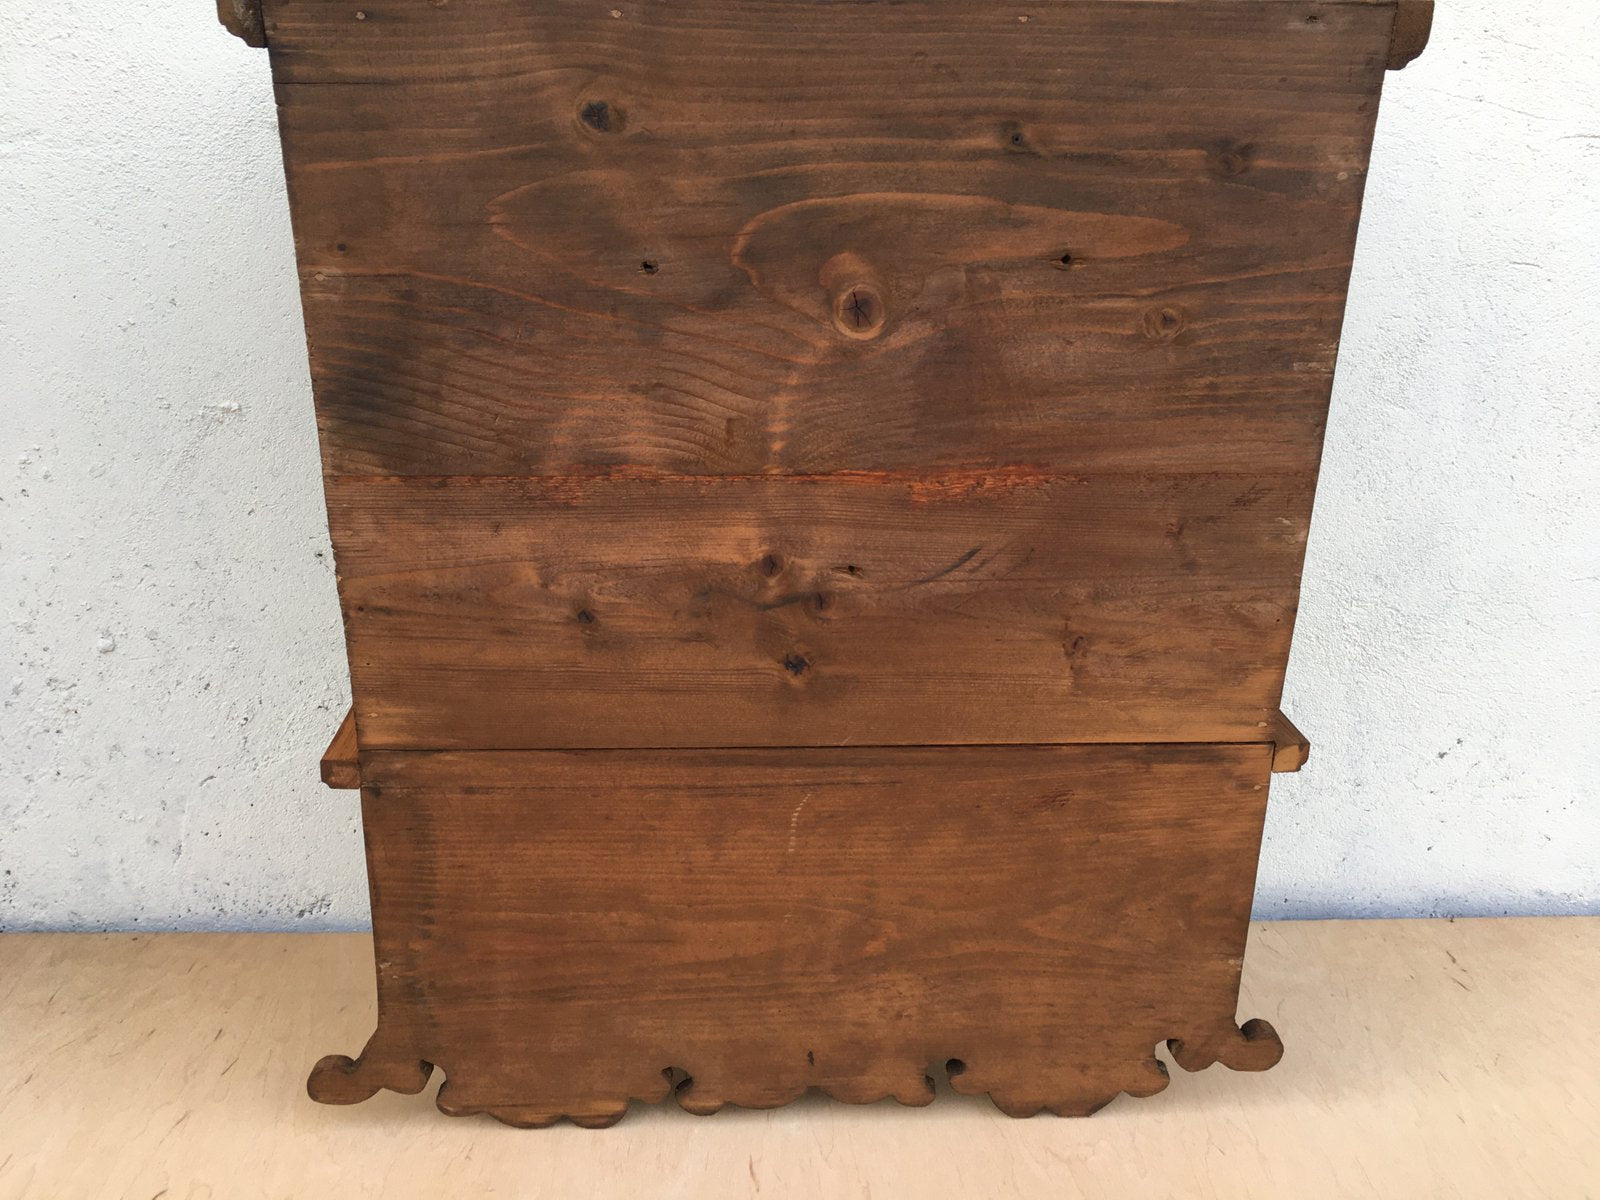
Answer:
262;0;1399;478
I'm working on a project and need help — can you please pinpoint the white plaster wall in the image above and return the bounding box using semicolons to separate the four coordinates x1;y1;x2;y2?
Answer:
1;0;1595;930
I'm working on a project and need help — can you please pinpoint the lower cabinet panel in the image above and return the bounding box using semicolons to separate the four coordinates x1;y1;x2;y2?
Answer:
309;743;1284;1124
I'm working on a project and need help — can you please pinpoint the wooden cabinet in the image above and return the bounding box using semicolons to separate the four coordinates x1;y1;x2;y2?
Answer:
221;0;1430;1124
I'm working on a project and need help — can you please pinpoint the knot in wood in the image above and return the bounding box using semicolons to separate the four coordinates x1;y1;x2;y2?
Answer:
1142;306;1188;342
578;100;622;134
832;284;885;340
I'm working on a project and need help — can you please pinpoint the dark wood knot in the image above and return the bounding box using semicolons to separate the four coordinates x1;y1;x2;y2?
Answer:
1209;140;1256;178
578;100;622;134
832;284;885;340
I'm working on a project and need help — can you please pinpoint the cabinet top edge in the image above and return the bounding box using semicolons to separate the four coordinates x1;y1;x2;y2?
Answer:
220;0;1432;72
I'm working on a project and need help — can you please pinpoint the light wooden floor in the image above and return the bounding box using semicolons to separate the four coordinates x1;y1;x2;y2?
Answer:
1;918;1595;1199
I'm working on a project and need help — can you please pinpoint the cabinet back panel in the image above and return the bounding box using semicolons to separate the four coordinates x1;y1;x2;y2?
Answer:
267;0;1390;478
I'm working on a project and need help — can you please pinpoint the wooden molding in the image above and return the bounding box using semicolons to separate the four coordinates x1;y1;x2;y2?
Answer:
320;709;360;790
1387;0;1434;70
217;0;267;48
320;701;1307;785
1269;710;1311;773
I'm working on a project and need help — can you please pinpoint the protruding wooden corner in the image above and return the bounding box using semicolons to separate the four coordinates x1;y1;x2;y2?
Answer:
1268;710;1310;774
1387;0;1434;70
321;708;360;789
217;0;267;48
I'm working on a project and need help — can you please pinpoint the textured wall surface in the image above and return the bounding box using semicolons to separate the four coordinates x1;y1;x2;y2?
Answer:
2;0;1595;930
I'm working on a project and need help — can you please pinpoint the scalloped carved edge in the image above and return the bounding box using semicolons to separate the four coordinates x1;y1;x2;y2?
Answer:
306;1031;433;1104
217;0;267;48
1168;1017;1286;1074
1387;0;1434;71
308;1019;1282;1126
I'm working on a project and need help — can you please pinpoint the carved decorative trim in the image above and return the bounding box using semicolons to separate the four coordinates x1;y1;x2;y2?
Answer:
217;0;267;48
1168;1017;1287;1074
306;1032;432;1105
309;1018;1284;1127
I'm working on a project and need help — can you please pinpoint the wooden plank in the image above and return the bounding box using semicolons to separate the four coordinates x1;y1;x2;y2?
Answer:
320;708;360;789
308;743;1280;1123
263;0;1392;478
327;471;1313;749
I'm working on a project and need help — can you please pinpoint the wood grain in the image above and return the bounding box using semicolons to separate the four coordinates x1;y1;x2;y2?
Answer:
308;743;1279;1124
328;471;1312;749
262;0;1393;479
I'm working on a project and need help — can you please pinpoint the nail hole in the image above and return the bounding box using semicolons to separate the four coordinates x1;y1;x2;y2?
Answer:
575;608;596;625
782;653;809;676
1055;251;1074;269
336;243;349;253
1306;13;1320;23
639;260;659;275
